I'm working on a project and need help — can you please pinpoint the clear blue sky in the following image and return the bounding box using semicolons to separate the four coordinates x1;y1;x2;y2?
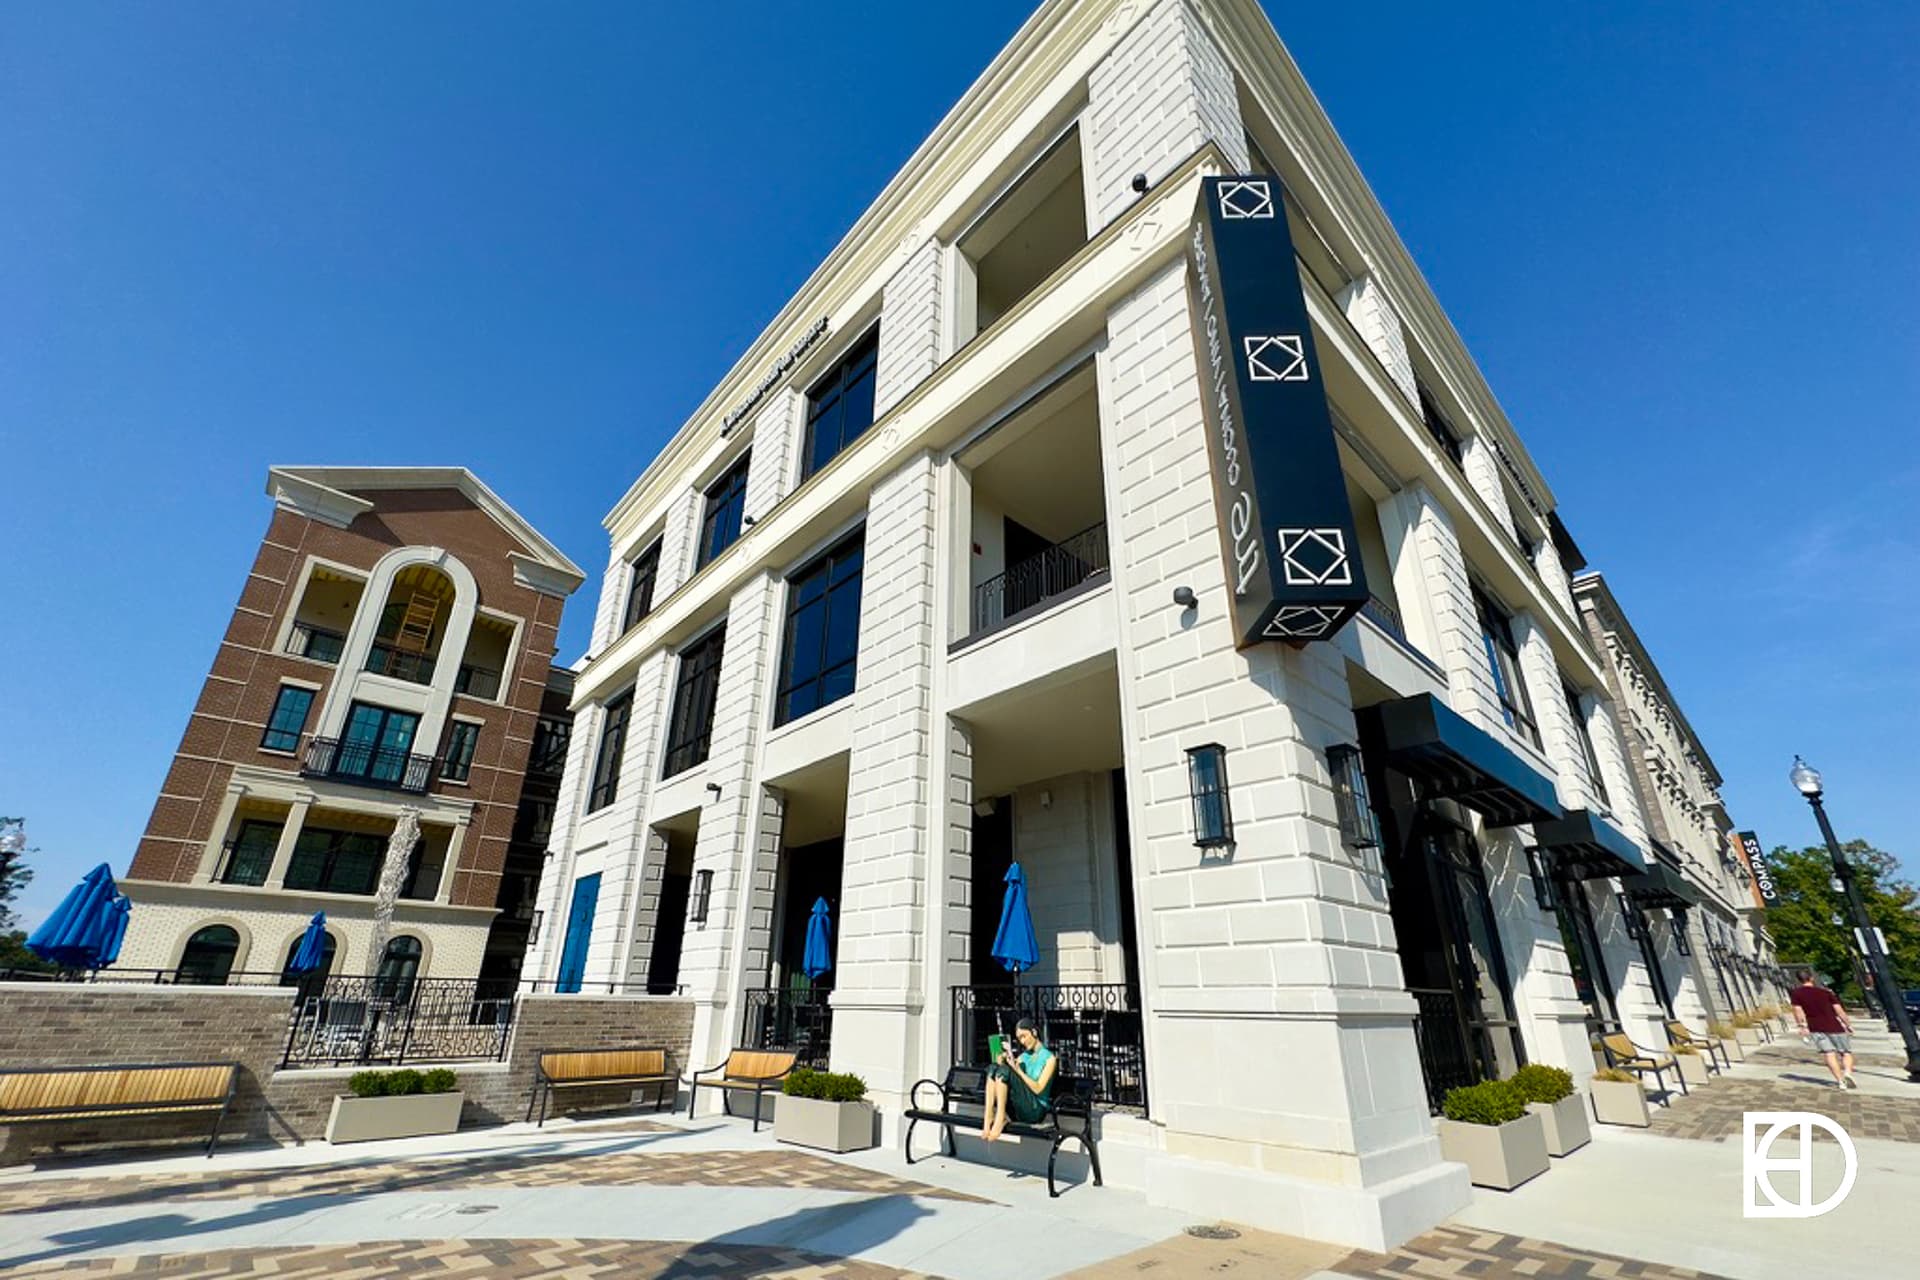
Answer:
4;3;1916;930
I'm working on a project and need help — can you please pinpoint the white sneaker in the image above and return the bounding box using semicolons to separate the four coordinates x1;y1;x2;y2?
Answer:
1844;1074;1858;1089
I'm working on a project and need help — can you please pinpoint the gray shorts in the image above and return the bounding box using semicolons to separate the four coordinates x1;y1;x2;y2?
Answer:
1810;1032;1852;1055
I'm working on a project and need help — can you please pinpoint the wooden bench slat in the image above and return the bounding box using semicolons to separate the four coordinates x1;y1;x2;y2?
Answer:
0;1062;238;1159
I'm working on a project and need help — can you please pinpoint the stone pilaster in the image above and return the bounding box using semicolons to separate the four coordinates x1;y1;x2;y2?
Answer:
743;391;799;518
1379;485;1504;732
875;237;942;416
1335;275;1418;407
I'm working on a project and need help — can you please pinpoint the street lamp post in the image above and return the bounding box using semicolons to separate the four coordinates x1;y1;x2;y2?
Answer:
1790;757;1920;1081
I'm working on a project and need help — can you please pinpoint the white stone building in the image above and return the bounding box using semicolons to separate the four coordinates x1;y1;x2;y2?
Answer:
526;0;1747;1248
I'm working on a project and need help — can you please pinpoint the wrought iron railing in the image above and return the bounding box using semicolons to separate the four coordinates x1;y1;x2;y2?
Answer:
740;986;833;1069
969;522;1109;635
1408;986;1480;1114
286;623;345;663
302;736;434;793
952;983;1146;1112
365;641;438;685
281;974;514;1067
213;839;275;887
455;664;502;701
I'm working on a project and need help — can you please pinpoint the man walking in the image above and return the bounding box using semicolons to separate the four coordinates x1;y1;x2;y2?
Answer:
1788;968;1856;1088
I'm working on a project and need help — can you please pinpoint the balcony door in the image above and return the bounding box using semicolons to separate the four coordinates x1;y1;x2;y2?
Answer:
338;702;421;784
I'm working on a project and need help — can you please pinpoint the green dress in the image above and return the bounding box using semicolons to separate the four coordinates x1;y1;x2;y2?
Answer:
990;1043;1055;1123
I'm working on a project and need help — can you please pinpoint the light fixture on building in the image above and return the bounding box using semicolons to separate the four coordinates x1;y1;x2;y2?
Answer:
1523;846;1558;912
1172;585;1197;609
742;514;757;527
527;910;544;946
1616;892;1647;941
1185;743;1233;850
1131;172;1150;195
690;869;714;924
1325;745;1380;851
705;782;722;797
972;797;997;818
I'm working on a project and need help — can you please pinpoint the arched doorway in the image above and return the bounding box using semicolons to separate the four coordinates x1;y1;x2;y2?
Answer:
377;935;423;999
279;931;338;1004
177;925;240;985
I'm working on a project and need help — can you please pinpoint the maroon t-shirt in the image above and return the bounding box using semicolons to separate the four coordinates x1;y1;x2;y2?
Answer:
1790;984;1846;1034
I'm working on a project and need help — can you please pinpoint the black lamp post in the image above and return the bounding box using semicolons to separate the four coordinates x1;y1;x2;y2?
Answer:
1790;756;1920;1081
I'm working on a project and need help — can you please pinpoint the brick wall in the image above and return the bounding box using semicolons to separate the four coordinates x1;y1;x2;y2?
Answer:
0;984;694;1162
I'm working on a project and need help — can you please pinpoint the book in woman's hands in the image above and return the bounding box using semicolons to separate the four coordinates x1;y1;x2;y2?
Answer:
987;1033;1007;1063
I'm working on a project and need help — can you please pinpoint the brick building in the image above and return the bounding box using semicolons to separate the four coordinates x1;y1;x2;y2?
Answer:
521;0;1765;1250
118;466;583;987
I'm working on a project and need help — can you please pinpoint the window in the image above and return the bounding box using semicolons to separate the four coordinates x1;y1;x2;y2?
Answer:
176;925;240;985
261;686;315;753
1473;586;1540;747
530;715;571;776
775;530;865;725
696;453;752;570
221;820;282;886
663;625;726;777
377;935;423;999
1417;385;1465;468
399;838;442;900
623;541;663;631
801;330;879;482
1564;680;1611;806
335;702;422;784
587;693;632;812
442;721;480;784
283;828;386;895
279;931;336;1002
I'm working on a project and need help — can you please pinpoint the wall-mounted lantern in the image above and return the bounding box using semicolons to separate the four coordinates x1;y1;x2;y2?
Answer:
1524;846;1558;912
1185;744;1234;850
1326;744;1380;850
527;910;544;946
690;868;714;924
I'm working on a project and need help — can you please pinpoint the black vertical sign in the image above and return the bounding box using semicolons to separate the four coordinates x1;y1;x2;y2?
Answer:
1185;176;1368;647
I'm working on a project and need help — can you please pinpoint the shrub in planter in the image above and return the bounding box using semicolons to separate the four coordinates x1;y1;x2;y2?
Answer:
327;1068;464;1144
775;1068;875;1154
1435;1080;1549;1190
1588;1067;1650;1128
1508;1064;1588;1156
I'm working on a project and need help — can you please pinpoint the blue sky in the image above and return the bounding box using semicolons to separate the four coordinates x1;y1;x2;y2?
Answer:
3;3;1916;930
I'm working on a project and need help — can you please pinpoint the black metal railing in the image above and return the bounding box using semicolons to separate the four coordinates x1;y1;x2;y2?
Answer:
365;641;438;685
286;623;346;663
282;974;515;1067
455;664;502;701
740;986;833;1069
1360;594;1407;644
1408;986;1480;1114
969;522;1109;635
213;839;275;887
952;983;1146;1112
303;736;434;793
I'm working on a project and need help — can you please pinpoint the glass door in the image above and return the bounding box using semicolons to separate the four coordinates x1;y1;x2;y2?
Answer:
1426;822;1527;1083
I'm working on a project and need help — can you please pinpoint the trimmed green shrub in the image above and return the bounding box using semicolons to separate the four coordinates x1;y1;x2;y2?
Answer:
781;1067;867;1103
820;1071;867;1103
1439;1079;1525;1126
347;1070;386;1099
421;1068;459;1094
1507;1063;1574;1105
345;1067;458;1097
383;1069;425;1096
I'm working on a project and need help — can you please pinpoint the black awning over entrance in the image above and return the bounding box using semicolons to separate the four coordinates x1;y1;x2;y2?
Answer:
1624;859;1703;910
1357;694;1559;828
1533;809;1647;881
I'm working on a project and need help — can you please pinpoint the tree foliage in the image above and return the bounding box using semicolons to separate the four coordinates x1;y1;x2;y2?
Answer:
0;930;55;975
0;854;30;933
1762;840;1920;1002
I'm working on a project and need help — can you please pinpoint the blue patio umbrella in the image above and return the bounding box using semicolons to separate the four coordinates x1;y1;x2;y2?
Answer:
287;912;330;974
26;863;127;970
991;862;1040;979
802;897;834;981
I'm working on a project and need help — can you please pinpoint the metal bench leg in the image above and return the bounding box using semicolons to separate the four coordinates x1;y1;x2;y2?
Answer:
904;1115;921;1165
524;1083;538;1125
1675;1064;1689;1095
206;1095;231;1158
1081;1133;1103;1187
751;1085;763;1133
687;1079;699;1121
1047;1134;1066;1198
539;1083;551;1128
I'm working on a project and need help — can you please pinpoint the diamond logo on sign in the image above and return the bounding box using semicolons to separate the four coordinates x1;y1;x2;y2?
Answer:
1218;180;1274;220
1277;528;1353;586
1263;605;1344;639
1244;335;1308;382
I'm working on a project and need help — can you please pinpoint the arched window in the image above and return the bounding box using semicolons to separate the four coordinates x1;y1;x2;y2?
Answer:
279;932;338;1003
377;935;423;999
367;565;456;686
177;925;240;985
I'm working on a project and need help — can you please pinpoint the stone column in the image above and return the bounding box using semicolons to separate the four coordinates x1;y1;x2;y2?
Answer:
191;781;249;883
1334;275;1418;407
1379;485;1504;732
875;237;943;416
263;795;314;889
434;812;470;905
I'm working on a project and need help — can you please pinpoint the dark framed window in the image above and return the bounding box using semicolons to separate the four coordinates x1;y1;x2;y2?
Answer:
333;702;422;784
220;819;282;887
623;541;663;631
283;827;386;895
529;715;571;776
696;453;752;571
176;925;240;985
442;721;481;784
262;685;315;753
775;530;865;725
1416;384;1465;469
377;935;423;999
664;624;727;777
1563;679;1610;806
1473;586;1539;748
801;329;879;482
587;693;632;813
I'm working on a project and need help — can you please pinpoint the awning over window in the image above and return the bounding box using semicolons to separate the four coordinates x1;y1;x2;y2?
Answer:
1358;693;1559;828
1624;859;1703;910
1533;809;1647;881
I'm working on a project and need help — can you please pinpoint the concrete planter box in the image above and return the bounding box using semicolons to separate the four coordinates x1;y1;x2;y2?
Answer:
1735;1028;1763;1048
325;1091;464;1144
1527;1094;1591;1157
772;1095;875;1154
1675;1053;1712;1088
1719;1036;1744;1063
1590;1079;1650;1127
1435;1111;1550;1191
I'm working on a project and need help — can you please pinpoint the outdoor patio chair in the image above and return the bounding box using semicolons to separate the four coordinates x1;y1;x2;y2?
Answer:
1665;1020;1730;1073
1600;1032;1688;1103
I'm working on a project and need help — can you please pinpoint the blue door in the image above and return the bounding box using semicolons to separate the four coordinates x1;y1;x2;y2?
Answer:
556;873;600;994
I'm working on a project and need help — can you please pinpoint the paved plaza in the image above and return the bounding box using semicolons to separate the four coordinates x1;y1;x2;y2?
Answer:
2;1031;1916;1279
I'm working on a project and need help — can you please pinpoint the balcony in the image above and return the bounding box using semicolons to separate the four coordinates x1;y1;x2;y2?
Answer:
740;986;833;1070
286;623;345;664
970;522;1109;636
365;641;437;686
213;839;275;887
302;736;434;793
455;663;502;701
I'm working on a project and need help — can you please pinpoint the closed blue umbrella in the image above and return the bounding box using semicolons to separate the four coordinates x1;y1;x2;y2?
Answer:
287;912;330;974
96;894;131;968
802;897;833;981
991;862;1040;978
26;863;124;969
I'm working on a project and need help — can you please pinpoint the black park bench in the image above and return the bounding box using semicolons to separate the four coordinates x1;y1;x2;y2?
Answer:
903;1064;1102;1197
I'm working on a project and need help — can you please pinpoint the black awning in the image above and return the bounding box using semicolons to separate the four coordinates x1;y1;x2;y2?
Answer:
1534;809;1648;880
1624;859;1703;910
1358;694;1560;828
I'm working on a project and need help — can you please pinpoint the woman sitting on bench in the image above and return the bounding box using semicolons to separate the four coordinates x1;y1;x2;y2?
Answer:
983;1018;1057;1143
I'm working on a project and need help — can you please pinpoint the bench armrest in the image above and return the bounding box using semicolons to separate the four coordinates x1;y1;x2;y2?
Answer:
909;1077;949;1113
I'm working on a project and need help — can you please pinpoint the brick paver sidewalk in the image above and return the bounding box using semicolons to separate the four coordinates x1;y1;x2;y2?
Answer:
1646;1076;1920;1143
